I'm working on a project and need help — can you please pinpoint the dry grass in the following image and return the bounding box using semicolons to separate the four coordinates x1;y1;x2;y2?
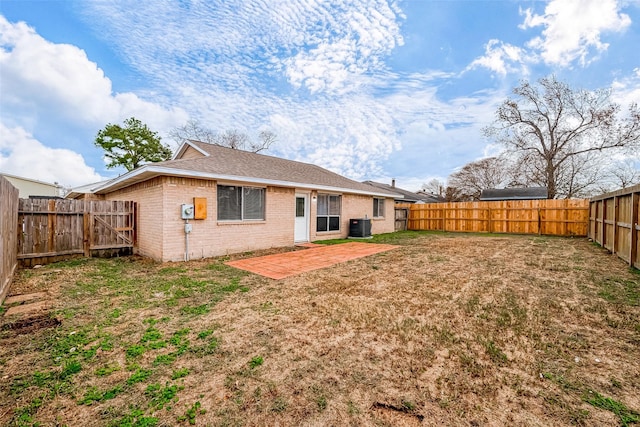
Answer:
1;232;639;426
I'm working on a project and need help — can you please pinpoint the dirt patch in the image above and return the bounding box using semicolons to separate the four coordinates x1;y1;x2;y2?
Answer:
1;234;638;426
372;402;425;425
2;314;61;335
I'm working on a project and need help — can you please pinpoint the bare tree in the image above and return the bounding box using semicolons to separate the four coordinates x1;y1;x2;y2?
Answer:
610;159;640;189
169;119;216;144
595;158;640;194
421;178;447;198
447;156;515;200
170;119;276;153
484;75;640;198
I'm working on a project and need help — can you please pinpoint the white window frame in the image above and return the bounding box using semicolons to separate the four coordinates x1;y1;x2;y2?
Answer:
316;194;341;232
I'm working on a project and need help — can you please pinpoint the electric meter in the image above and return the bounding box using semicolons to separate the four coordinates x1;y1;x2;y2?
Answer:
181;204;195;219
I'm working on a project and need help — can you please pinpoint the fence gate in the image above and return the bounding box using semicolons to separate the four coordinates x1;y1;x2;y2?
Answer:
17;199;136;267
394;207;409;231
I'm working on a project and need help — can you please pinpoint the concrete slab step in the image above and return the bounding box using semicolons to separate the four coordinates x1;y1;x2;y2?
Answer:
5;300;52;317
4;292;48;306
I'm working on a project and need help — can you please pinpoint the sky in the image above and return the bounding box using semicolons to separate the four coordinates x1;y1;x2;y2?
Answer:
1;0;639;192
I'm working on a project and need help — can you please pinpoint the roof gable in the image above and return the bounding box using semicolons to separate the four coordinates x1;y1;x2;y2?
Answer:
172;140;211;160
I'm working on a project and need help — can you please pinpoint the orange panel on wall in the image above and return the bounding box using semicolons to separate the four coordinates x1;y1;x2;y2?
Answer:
194;197;207;220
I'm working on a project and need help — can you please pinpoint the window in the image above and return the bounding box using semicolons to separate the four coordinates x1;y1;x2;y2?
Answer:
217;185;265;221
317;194;341;232
373;198;385;218
296;197;305;217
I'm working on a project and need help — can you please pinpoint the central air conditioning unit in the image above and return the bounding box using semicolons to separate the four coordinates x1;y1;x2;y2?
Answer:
349;218;371;238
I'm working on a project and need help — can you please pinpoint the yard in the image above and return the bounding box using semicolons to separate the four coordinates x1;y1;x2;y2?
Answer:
1;231;639;426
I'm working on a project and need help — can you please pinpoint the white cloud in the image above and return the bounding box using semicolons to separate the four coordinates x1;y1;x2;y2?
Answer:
281;2;404;94
0;124;103;187
466;39;530;77
611;70;640;117
78;1;404;95
0;15;188;133
71;1;409;178
519;0;631;67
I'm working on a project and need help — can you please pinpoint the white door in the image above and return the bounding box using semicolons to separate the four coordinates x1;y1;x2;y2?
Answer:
294;194;309;242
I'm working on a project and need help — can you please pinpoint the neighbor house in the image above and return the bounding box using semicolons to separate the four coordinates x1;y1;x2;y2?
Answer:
363;179;444;204
479;187;548;201
73;141;400;262
1;173;63;198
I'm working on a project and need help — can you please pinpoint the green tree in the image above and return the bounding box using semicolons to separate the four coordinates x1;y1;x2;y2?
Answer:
95;117;172;171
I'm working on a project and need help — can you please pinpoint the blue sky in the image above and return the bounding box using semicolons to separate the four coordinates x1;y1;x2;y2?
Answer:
1;0;639;191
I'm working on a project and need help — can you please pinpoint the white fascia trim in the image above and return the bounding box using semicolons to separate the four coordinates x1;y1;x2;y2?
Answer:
94;165;401;198
171;141;210;160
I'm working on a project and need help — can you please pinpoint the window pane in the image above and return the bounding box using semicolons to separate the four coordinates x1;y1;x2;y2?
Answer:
374;198;384;217
329;216;340;231
296;197;305;217
217;185;241;220
317;195;328;215
317;216;328;231
329;195;341;215
244;187;265;220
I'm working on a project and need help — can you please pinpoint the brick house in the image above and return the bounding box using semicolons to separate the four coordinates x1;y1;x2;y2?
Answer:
81;141;399;261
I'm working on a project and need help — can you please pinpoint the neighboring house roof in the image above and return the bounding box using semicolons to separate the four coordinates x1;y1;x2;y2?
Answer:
1;173;62;198
479;187;548;201
92;142;401;198
363;181;441;203
65;179;115;199
414;190;446;203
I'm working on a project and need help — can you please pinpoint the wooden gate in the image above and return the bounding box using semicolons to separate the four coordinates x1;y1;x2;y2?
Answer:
394;206;409;231
17;199;136;266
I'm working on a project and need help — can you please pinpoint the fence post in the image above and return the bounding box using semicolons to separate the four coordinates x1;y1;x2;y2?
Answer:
631;192;639;268
83;200;91;257
47;199;56;253
601;199;607;250
612;196;618;255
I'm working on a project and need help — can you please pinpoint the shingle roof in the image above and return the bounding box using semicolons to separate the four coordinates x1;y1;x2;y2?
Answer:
362;181;442;203
94;142;400;197
479;187;548;201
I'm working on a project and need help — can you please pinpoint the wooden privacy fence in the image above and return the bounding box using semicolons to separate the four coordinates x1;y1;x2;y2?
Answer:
1;176;19;304
18;199;136;267
403;199;589;236
589;184;640;269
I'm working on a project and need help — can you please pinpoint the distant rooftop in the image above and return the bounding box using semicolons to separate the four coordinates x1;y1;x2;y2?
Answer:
479;187;548;201
363;180;443;203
